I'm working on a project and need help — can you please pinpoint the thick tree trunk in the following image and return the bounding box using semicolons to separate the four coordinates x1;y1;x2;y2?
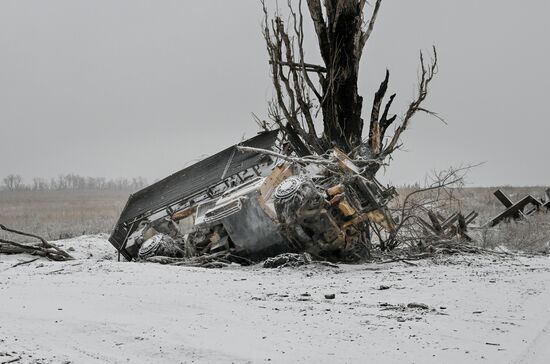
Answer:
307;0;366;151
263;0;436;163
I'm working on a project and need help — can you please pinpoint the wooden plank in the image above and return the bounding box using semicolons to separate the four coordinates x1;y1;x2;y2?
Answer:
494;189;514;208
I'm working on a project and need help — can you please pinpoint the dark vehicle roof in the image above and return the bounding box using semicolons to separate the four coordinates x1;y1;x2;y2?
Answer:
109;130;279;259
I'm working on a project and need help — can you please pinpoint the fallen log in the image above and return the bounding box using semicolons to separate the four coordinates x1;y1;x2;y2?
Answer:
0;239;71;261
0;224;73;261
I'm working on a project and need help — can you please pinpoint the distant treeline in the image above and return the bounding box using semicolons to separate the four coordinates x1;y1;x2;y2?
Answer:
1;174;148;192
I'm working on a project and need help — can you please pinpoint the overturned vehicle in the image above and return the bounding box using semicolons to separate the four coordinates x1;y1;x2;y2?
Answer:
109;130;396;264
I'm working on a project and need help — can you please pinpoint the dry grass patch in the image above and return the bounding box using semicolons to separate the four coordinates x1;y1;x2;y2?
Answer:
0;190;130;242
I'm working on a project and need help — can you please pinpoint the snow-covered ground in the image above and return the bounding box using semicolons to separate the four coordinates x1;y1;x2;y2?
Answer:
1;235;550;364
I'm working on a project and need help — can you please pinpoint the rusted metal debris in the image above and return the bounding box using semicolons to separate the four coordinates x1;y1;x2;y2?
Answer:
418;210;478;242
109;130;397;264
487;189;550;227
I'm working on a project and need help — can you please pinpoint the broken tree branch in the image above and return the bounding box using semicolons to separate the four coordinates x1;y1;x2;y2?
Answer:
0;238;70;261
368;69;390;154
237;145;334;166
0;224;73;260
269;60;326;73
360;0;383;52
2;257;40;272
236;145;383;167
382;47;440;158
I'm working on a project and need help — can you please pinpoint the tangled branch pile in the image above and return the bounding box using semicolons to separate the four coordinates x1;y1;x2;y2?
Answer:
0;224;73;261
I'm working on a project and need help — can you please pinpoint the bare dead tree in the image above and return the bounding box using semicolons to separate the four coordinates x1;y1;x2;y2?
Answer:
2;174;23;191
261;0;439;175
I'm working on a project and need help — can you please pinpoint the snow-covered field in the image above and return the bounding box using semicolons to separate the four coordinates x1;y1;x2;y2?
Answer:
1;235;550;364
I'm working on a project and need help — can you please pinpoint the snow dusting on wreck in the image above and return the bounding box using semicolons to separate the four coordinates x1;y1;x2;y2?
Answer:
109;130;396;264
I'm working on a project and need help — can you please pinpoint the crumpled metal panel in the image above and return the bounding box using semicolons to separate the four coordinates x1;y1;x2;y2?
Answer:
221;196;291;257
109;130;279;258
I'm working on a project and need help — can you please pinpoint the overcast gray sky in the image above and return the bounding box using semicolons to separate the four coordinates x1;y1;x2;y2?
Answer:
1;1;548;186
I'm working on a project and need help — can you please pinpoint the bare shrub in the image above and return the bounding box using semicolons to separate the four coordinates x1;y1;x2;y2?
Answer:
391;169;549;255
387;166;470;250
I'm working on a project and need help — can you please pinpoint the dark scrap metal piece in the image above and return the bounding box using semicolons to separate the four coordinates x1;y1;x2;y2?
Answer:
419;210;477;241
493;189;525;220
488;190;544;227
138;234;185;260
543;188;550;210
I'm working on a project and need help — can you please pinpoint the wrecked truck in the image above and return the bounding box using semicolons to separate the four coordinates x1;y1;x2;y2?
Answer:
109;130;396;263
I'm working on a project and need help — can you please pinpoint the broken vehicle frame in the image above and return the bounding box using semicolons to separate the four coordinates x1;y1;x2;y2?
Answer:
109;130;281;261
109;130;397;262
